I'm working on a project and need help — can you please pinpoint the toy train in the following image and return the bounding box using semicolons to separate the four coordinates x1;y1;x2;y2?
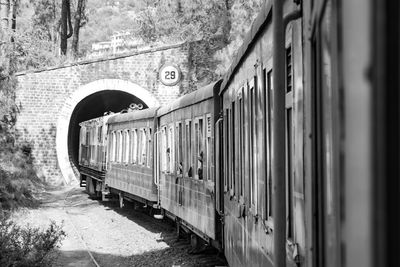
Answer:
78;0;399;266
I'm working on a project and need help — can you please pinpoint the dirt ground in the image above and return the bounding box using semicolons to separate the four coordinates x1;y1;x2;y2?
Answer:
11;186;226;267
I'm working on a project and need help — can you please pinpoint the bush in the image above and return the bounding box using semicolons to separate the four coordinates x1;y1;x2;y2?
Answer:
0;143;45;210
0;214;66;267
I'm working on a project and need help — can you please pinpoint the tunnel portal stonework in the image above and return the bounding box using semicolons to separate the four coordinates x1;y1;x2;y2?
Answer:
15;43;191;185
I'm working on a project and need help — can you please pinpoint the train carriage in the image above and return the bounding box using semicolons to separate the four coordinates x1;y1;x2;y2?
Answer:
217;1;305;266
76;0;400;266
157;82;221;245
78;114;114;195
105;107;159;206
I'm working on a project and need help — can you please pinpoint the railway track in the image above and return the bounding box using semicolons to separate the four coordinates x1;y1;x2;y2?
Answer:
62;187;227;267
63;188;101;267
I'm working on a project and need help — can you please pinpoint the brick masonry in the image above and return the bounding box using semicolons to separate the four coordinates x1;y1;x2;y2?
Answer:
14;43;192;185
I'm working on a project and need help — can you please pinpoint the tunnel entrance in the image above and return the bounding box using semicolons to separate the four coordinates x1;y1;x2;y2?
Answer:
67;90;148;174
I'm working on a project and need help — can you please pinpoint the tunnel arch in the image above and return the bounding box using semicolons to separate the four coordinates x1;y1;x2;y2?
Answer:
56;79;160;184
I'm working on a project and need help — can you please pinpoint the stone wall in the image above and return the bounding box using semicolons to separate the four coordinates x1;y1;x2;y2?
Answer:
14;43;191;185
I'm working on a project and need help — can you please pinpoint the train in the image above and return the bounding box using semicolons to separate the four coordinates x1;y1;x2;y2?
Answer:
78;0;399;266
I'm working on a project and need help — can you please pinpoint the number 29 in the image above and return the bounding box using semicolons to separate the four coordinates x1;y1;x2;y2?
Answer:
165;71;176;80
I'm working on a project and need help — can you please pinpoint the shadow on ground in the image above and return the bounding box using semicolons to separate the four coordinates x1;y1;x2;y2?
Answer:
55;247;225;267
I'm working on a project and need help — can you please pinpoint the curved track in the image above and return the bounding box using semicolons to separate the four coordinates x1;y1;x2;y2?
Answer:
57;187;227;267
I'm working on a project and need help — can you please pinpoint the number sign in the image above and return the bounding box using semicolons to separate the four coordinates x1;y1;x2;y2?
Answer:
159;64;181;86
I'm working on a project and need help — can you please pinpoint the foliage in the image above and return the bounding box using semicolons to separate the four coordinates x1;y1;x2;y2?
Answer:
0;78;45;212
10;29;65;71
30;0;60;43
2;0;262;81
0;145;44;210
79;1;137;55
129;0;262;87
0;214;66;267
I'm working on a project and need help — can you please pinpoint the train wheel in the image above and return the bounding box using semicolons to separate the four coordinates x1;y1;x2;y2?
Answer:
189;234;206;254
118;192;124;208
175;220;181;240
86;177;95;196
95;181;102;198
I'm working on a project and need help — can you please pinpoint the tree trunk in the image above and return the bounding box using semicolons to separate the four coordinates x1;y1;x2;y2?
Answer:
8;0;16;74
60;0;68;55
0;0;10;75
9;0;16;43
71;0;85;59
222;0;232;45
0;0;9;31
60;0;73;56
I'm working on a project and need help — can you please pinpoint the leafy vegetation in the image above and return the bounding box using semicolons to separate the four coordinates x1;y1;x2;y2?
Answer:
0;107;65;266
1;0;262;81
0;214;66;267
0;143;42;211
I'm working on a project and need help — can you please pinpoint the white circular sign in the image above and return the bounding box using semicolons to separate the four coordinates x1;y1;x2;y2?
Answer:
159;64;181;86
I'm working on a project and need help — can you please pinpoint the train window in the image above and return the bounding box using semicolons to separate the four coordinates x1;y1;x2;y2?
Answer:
112;131;118;162
266;69;273;218
286;46;293;92
127;130;131;163
239;95;244;197
147;128;152;167
87;129;91;146
224;110;228;191
124;130;130;163
161;127;167;172
206;114;212;181
141;129;147;165
98;126;102;142
129;130;133;163
86;130;90;146
104;129;108;161
176;122;183;175
231;102;235;196
249;86;256;208
137;129;142;165
132;129;138;164
235;100;240;197
122;130;125;163
88;130;93;162
194;120;199;178
285;44;294;239
111;131;116;162
286;108;294;239
185;120;192;177
121;130;126;163
199;118;204;180
168;125;174;173
194;118;204;180
118;131;123;163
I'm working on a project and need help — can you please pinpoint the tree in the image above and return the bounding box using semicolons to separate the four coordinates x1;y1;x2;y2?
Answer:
60;0;73;55
71;0;87;58
30;0;60;46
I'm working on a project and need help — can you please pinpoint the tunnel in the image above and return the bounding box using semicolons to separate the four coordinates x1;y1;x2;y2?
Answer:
67;90;148;173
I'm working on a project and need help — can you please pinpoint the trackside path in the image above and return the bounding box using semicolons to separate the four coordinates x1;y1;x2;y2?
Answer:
11;186;226;267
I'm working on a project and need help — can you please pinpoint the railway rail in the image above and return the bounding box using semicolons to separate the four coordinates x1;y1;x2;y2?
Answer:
62;187;227;267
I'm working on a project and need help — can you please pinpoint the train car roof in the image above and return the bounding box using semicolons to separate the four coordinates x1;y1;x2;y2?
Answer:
157;81;221;117
220;0;272;94
79;114;115;127
107;107;159;124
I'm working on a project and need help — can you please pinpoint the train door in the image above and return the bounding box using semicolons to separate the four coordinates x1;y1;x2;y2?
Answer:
311;1;341;266
215;118;224;246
